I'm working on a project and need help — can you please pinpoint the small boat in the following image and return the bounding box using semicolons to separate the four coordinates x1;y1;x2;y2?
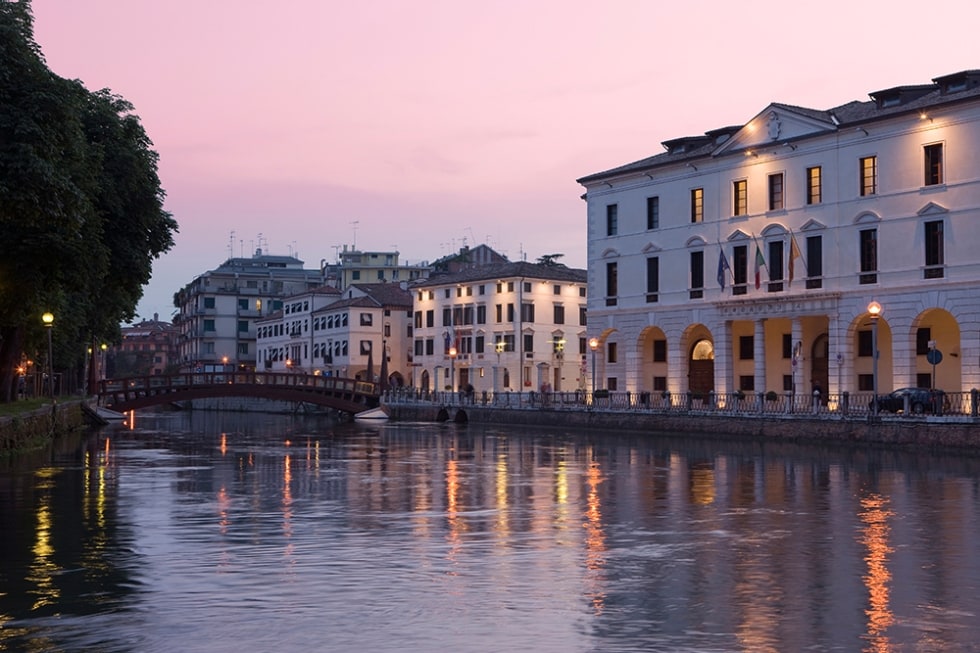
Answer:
354;406;390;421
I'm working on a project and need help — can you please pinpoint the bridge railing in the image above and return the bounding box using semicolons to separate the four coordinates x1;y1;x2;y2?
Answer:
100;372;378;397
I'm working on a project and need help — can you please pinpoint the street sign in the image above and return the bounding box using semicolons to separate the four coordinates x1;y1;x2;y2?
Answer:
926;349;943;365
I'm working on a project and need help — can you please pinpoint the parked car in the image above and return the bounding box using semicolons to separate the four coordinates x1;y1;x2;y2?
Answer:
871;387;948;414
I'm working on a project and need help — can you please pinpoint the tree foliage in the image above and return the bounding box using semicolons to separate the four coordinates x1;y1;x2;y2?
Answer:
0;0;177;401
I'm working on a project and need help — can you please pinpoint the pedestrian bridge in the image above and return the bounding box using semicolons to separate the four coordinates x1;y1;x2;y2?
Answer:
97;372;380;414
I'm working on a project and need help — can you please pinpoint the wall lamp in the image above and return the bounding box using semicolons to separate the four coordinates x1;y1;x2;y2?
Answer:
855;127;869;136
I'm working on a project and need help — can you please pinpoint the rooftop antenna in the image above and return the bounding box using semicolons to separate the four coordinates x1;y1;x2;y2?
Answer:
228;230;235;258
239;239;244;258
351;220;359;250
332;244;341;262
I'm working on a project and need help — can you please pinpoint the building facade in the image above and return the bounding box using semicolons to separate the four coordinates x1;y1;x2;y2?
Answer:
578;70;980;403
324;246;431;290
256;283;414;385
172;251;325;371
110;314;177;377
411;261;588;396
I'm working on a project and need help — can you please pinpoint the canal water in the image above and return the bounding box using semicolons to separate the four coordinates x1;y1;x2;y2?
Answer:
2;411;980;652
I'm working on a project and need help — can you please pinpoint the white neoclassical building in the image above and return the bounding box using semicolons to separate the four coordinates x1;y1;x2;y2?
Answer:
578;70;980;404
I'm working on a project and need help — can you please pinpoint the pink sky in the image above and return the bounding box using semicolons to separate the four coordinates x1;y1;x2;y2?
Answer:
31;0;978;322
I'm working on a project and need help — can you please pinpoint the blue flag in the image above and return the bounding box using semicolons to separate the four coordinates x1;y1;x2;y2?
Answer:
717;248;730;289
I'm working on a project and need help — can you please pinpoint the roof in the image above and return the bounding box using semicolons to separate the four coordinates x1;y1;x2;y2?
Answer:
413;260;587;287
578;70;980;184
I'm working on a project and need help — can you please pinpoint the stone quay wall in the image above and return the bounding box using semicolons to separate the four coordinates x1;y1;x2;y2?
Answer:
0;401;89;455
386;403;980;453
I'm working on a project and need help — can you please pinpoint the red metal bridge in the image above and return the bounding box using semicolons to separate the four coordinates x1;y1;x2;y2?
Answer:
98;372;380;414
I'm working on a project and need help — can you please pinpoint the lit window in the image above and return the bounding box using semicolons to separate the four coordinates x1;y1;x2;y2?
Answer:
860;156;877;196
691;188;703;223
733;180;748;216
924;143;944;186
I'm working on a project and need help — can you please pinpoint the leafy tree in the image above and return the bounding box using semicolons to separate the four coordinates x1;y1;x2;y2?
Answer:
536;253;565;266
0;1;176;401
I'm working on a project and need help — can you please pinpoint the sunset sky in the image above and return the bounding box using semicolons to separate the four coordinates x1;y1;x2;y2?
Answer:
30;0;978;322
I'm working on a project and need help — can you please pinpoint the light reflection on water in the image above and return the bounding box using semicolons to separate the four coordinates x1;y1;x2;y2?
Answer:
2;412;980;652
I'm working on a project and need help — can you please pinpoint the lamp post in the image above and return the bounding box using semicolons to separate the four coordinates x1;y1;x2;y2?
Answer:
495;339;505;396
100;343;108;380
449;345;457;398
589;337;599;395
868;300;882;418
42;312;54;402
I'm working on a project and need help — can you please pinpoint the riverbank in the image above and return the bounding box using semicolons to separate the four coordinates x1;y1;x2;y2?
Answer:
385;399;980;454
0;400;91;457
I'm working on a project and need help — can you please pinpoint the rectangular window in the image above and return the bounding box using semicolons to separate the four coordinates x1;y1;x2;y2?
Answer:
691;188;703;223
653;339;667;362
806;166;822;205
783;375;793;392
476;305;487;324
859;228;878;284
360;313;372;326
523;282;531;292
495;304;502;323
916;327;932;356
442;307;451;326
860;156;877;196
606;262;618;306
204;319;215;332
553;284;561;295
733;180;747;216
475;335;485;354
506;304;514;322
238;320;248;333
782;334;792;359
690;251;704;299
924;143;943;186
520;303;534;322
426;310;434;328
768;173;784;211
647;196;660;230
606;204;618;236
858;330;873;357
646;257;659;303
238;298;248;310
806;235;823;289
653;376;667;391
858;374;874;391
238;343;249;355
204;297;215;309
768;240;784;292
607;342;617;364
732;245;748;295
553;305;565;324
739;335;754;360
523;334;534;353
739;375;755;392
924;220;944;278
579;306;587;326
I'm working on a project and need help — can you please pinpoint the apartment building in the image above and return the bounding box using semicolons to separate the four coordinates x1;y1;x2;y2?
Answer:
577;70;980;401
411;261;588;395
173;251;325;371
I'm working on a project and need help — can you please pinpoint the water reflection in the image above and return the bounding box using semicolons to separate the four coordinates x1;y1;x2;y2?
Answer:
1;413;980;652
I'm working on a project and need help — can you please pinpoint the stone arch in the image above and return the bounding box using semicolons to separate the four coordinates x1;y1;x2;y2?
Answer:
681;323;714;395
910;308;960;391
847;309;893;394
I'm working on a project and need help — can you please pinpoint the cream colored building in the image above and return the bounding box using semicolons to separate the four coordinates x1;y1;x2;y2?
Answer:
411;261;588;396
578;70;980;403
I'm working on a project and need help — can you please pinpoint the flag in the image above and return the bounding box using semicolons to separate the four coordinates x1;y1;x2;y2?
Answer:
717;247;730;290
788;233;802;287
754;244;766;289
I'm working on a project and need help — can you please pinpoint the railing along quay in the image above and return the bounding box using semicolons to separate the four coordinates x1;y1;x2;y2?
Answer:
384;388;980;422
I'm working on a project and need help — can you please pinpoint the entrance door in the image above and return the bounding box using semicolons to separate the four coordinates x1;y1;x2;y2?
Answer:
688;339;715;395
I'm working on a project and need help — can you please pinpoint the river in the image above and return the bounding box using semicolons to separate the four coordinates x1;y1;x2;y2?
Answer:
1;410;979;652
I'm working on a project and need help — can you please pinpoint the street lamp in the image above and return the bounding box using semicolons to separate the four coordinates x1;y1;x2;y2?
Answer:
494;339;505;396
449;345;458;397
42;312;54;401
589;337;599;395
868;300;882;418
100;343;108;380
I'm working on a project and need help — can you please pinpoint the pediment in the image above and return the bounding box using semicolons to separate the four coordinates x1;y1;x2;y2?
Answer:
761;223;788;237
917;201;948;217
641;242;662;253
686;236;707;247
601;247;620;258
854;211;881;225
725;229;752;243
713;104;837;156
800;219;827;232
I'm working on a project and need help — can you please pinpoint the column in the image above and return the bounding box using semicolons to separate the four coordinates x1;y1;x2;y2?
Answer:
714;320;732;397
754;319;767;394
792;317;803;395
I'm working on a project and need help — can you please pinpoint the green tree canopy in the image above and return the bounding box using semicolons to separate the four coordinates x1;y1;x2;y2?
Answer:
0;0;177;401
